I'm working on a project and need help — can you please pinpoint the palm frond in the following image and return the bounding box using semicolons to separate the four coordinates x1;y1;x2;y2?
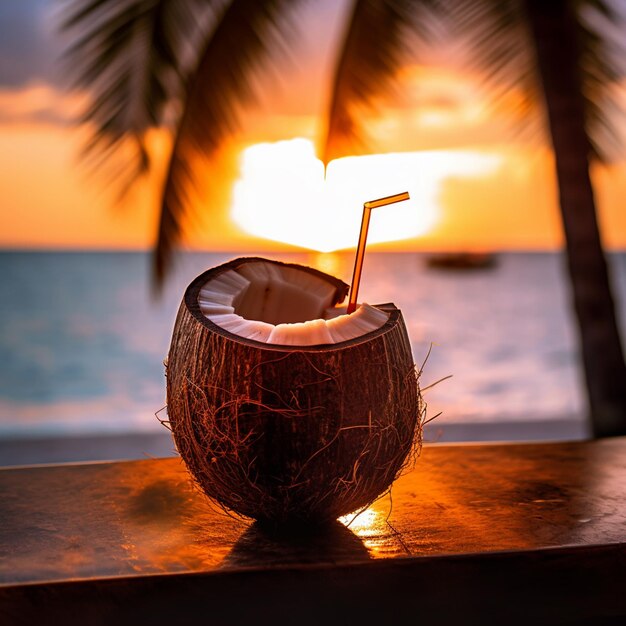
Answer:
439;0;542;144
575;0;626;161
61;0;205;193
153;0;303;289
319;0;433;167
445;0;626;158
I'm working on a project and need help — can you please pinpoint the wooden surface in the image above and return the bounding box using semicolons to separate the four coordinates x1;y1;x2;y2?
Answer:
1;438;626;625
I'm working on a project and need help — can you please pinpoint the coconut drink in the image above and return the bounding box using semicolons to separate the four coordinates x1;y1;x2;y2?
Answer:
166;195;423;525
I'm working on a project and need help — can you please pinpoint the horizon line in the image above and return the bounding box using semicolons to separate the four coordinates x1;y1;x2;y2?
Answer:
2;246;625;255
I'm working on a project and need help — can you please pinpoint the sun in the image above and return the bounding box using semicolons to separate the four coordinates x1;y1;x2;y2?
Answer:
231;138;501;252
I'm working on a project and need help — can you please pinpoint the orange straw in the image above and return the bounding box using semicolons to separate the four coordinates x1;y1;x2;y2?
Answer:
347;191;410;314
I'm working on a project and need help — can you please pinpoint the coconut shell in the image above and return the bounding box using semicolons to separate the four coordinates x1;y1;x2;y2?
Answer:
166;257;423;525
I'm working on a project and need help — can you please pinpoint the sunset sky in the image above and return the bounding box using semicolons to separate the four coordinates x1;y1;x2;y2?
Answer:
1;0;626;252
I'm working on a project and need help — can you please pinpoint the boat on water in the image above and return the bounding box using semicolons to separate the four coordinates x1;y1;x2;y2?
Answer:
425;252;497;270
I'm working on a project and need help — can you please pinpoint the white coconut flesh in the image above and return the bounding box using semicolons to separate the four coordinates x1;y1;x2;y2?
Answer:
197;261;390;345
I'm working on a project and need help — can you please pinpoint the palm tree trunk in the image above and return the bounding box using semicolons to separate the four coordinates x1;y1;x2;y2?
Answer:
525;0;626;436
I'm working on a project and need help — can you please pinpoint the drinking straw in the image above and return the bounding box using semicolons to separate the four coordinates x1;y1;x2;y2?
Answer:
347;191;410;314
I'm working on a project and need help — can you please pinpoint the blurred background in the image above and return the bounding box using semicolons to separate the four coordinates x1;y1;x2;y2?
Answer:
1;0;625;465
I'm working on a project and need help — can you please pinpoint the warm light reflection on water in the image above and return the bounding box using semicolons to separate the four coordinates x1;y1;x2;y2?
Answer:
309;251;343;277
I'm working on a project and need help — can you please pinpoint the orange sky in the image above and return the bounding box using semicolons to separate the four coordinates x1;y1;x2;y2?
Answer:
1;54;626;252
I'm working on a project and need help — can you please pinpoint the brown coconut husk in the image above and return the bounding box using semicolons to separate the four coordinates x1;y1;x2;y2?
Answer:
165;257;425;526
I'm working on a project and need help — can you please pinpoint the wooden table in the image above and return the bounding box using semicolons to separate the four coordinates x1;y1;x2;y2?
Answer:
1;438;625;625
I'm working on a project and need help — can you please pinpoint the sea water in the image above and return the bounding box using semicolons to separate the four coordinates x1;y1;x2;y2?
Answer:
0;250;624;438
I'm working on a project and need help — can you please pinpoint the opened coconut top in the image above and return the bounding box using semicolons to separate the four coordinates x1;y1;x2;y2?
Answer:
193;258;390;346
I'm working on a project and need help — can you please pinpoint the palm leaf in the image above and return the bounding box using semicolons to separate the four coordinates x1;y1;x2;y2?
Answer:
574;0;626;161
319;0;433;167
439;0;542;143
441;0;626;158
153;0;303;288
61;0;204;192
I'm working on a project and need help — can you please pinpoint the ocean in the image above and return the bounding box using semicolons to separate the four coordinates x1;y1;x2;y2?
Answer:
0;250;624;440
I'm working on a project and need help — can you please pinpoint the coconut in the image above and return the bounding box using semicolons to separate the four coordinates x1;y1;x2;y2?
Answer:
166;257;423;525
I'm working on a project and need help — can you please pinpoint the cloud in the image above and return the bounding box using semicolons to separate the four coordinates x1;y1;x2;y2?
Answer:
0;82;85;126
364;64;545;153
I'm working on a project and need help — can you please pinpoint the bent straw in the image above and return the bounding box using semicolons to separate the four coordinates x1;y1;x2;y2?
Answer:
347;191;410;314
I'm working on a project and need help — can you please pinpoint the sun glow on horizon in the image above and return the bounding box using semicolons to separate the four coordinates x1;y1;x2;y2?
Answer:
231;138;502;252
